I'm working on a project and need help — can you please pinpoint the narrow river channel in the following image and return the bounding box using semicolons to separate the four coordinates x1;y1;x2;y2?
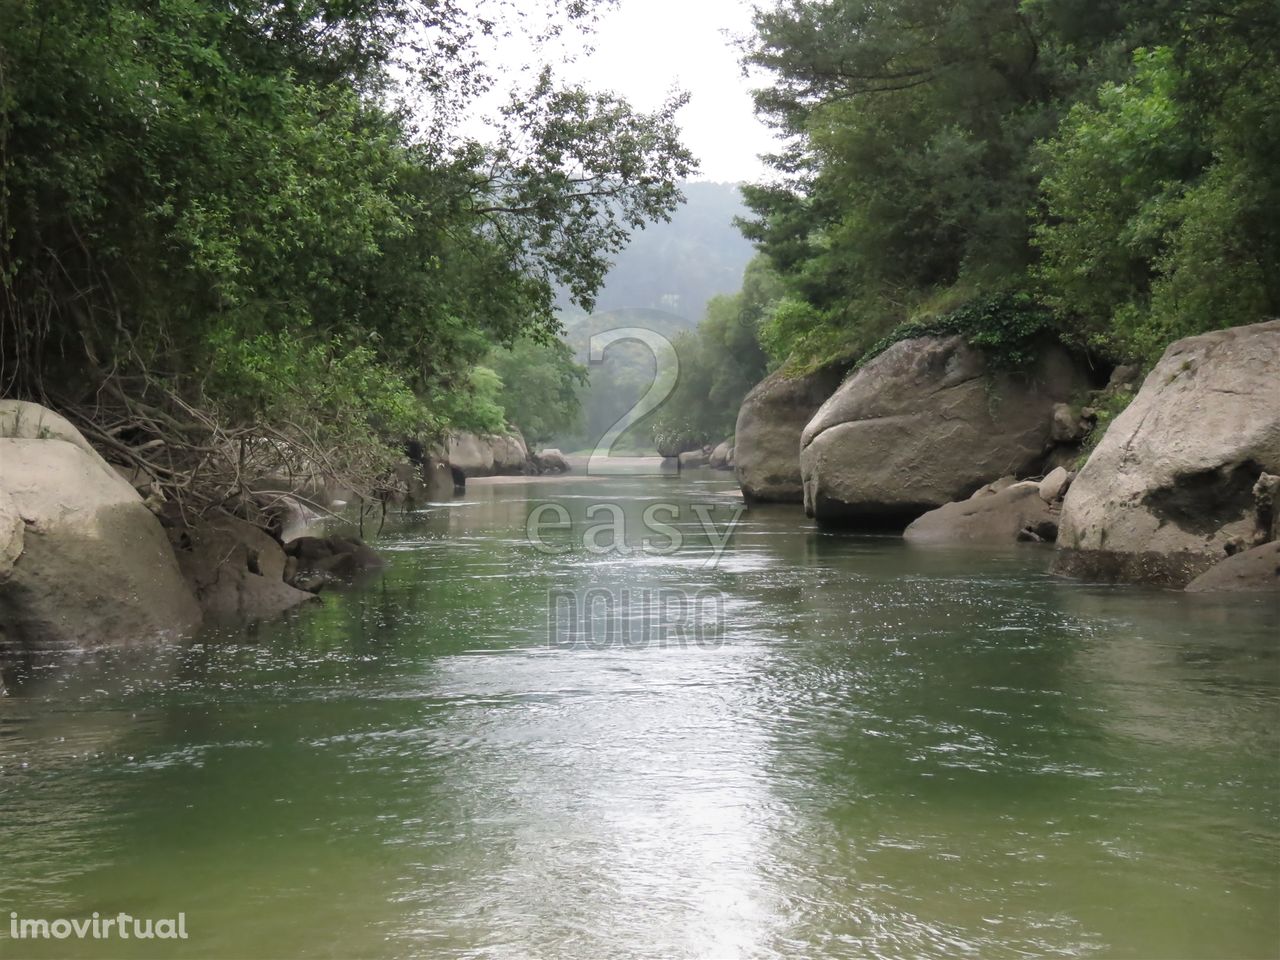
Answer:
2;473;1277;959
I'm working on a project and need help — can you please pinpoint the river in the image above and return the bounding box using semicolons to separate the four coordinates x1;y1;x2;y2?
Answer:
1;473;1277;959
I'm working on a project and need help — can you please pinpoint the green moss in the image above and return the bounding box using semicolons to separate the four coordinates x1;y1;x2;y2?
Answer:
854;293;1060;371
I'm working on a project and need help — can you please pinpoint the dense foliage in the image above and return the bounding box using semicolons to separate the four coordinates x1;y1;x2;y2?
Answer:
0;0;693;504
646;256;776;448
737;0;1280;370
549;181;754;453
487;337;587;445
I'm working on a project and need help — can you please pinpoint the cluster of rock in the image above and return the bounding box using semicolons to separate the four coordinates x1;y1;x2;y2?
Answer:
0;403;203;647
0;401;389;649
669;441;737;472
0;402;584;649
732;319;1280;593
1054;320;1280;591
736;361;849;502
903;468;1074;546
394;431;569;506
800;338;1092;526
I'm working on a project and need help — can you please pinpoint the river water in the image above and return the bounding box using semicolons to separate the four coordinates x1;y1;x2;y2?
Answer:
1;473;1277;959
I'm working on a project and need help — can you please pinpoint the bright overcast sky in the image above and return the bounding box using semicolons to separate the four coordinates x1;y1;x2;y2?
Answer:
463;0;779;184
559;0;777;183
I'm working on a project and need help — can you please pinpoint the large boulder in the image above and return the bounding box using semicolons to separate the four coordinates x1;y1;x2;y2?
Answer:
447;432;496;477
534;448;570;474
1038;466;1074;503
656;436;704;459
0;437;202;647
284;534;385;591
169;515;315;624
799;337;1090;526
391;459;455;505
1054;320;1280;586
904;481;1059;546
0;400;106;468
735;362;848;503
1185;542;1280;593
679;448;709;469
490;432;531;474
446;431;532;477
708;440;733;470
0;488;24;580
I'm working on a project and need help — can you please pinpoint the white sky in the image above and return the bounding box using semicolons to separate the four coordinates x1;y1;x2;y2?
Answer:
559;0;777;183
464;0;779;183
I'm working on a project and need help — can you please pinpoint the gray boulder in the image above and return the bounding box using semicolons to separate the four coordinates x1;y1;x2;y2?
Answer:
490;432;532;474
1185;541;1280;593
169;515;315;623
679;448;709;469
534;448;571;474
0;400;107;468
284;534;385;590
0;488;24;581
969;476;1017;499
447;430;532;477
1050;403;1090;444
656;436;704;458
1054;320;1280;586
1039;466;1074;503
391;458;456;505
421;458;459;499
1255;472;1280;542
447;432;496;477
708;440;734;470
0;437;202;647
735;362;848;503
904;481;1058;545
800;336;1090;526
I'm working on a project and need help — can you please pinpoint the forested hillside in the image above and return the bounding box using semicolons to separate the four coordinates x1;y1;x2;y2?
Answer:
544;182;755;452
561;181;755;323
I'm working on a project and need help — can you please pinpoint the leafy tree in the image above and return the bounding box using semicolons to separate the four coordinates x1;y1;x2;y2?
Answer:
734;0;1279;374
1034;4;1280;361
648;256;777;444
487;337;587;445
0;0;694;509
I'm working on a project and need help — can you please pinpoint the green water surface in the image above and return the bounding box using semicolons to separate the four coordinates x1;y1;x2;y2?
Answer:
1;474;1277;959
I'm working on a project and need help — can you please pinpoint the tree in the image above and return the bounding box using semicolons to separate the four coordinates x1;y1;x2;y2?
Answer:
0;0;694;511
647;256;776;445
1034;3;1280;361
734;0;1280;373
487;337;588;445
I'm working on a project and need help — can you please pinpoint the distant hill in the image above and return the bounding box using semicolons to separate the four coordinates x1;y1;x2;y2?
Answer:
557;181;753;326
552;182;755;452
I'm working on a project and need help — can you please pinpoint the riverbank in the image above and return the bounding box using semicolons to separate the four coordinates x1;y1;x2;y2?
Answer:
733;319;1280;593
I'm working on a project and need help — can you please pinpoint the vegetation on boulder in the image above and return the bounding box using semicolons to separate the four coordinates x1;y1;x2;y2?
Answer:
730;0;1280;375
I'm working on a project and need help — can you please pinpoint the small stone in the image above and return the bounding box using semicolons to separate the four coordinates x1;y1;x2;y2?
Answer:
1038;466;1073;503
